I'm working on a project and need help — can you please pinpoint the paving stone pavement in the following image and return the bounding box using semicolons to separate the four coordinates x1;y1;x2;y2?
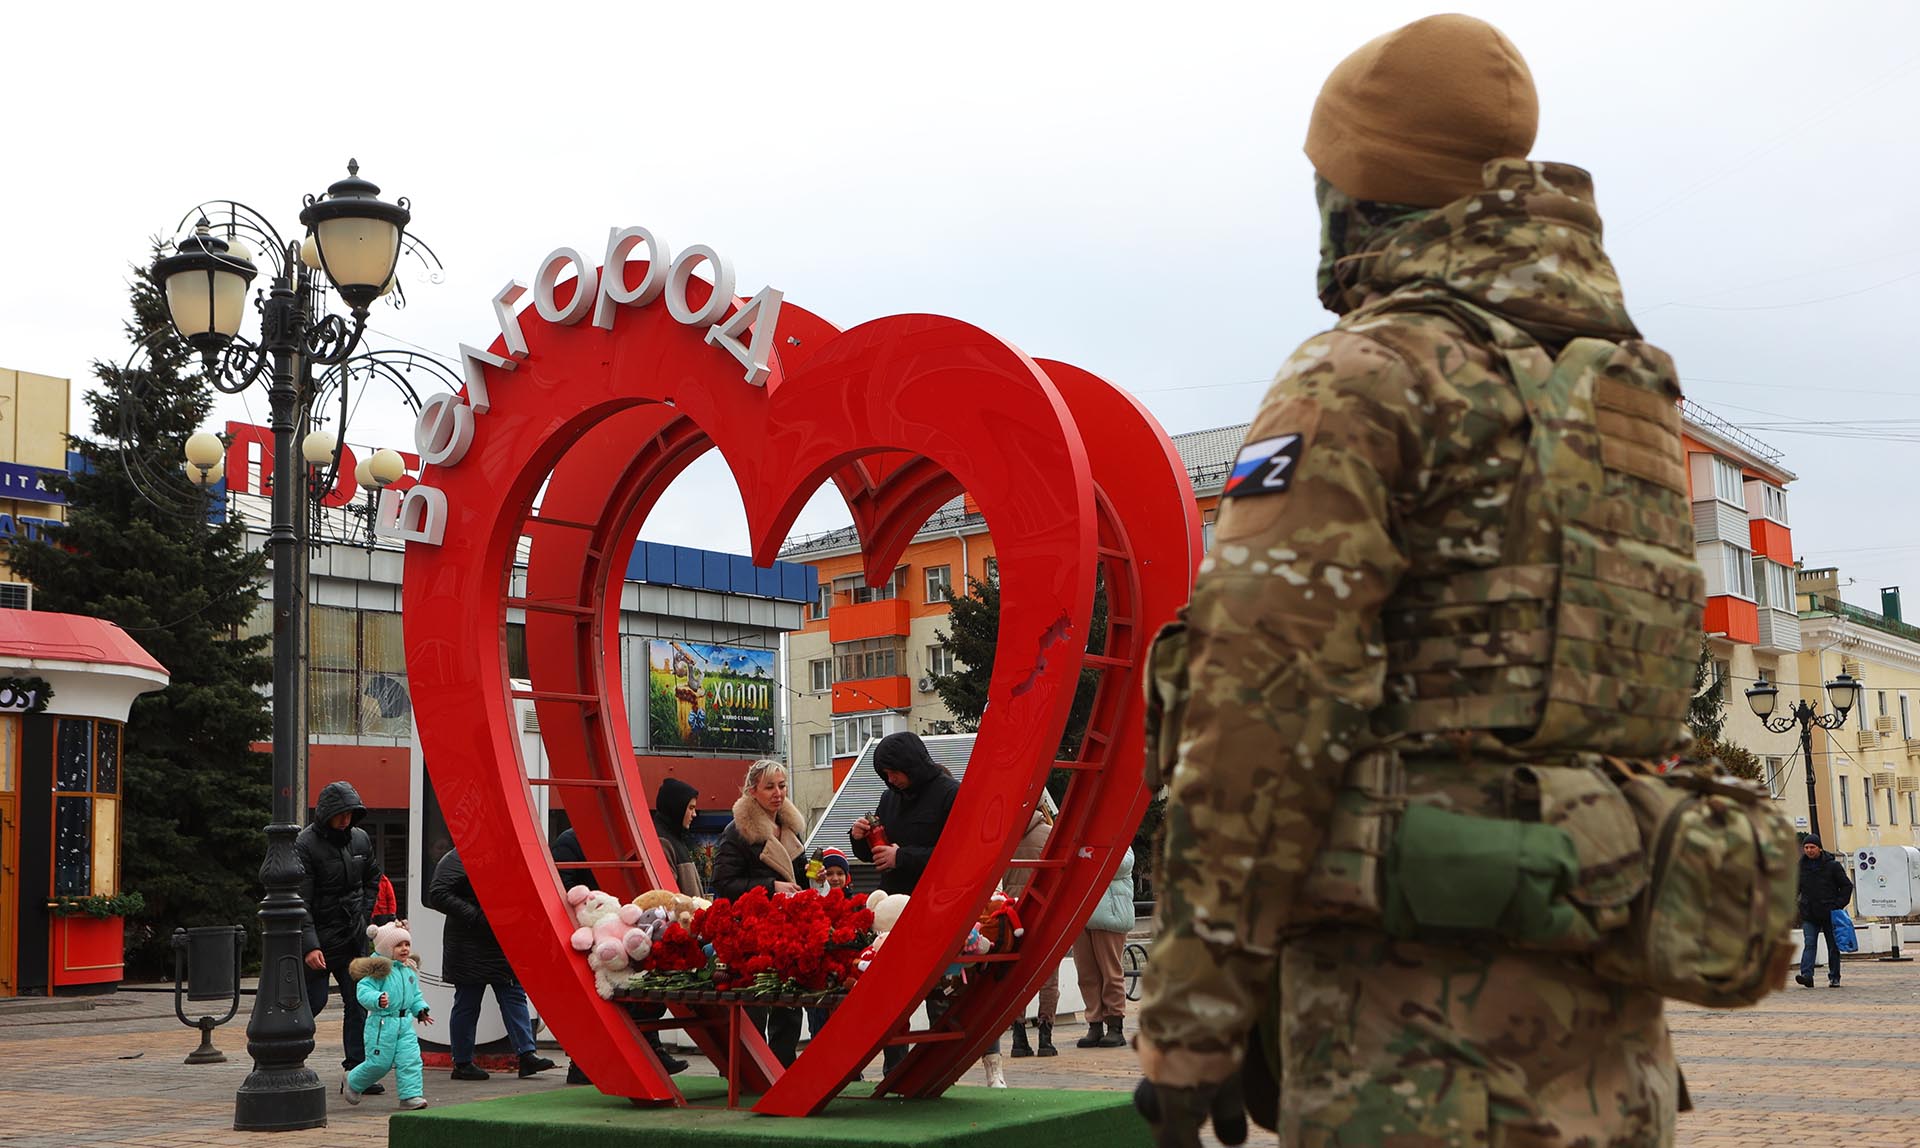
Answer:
4;962;1917;1146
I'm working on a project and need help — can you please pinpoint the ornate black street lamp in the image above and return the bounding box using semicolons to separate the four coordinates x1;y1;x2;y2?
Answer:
1746;670;1862;845
154;161;414;1132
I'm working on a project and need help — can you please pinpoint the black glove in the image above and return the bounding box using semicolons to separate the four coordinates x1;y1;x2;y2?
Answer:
1134;1075;1249;1148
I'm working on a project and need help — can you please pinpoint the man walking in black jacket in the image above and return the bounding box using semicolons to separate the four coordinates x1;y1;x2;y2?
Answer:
1797;835;1855;988
425;847;555;1080
298;781;384;1082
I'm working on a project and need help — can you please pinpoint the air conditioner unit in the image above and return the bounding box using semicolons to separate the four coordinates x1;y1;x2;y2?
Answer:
1844;658;1866;678
1859;730;1881;750
1873;770;1898;790
1877;715;1897;734
1898;776;1920;794
916;677;936;693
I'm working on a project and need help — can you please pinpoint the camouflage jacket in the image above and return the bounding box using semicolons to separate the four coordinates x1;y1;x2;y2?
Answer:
1137;158;1682;1084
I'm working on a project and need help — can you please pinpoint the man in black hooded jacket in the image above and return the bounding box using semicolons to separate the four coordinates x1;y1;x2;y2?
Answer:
850;732;960;1075
850;732;959;896
298;780;385;1079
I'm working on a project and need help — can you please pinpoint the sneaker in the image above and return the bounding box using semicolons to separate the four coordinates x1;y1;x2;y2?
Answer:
658;1051;690;1075
361;1081;386;1096
399;1097;430;1110
451;1062;490;1081
519;1052;558;1078
1795;974;1814;988
1829;980;1842;987
341;1074;363;1107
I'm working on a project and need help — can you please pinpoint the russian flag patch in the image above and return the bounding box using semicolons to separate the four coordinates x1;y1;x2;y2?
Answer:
1221;434;1303;498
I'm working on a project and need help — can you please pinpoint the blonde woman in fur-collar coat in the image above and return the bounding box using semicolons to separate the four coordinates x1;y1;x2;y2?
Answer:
711;758;807;1065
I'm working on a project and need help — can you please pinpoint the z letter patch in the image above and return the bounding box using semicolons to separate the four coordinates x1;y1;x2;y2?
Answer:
1222;435;1303;498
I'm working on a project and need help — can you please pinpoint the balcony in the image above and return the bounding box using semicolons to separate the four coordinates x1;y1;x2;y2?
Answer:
1755;608;1802;654
1693;499;1749;547
832;676;912;714
827;598;911;644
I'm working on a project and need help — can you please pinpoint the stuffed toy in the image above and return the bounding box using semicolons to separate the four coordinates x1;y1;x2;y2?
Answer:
867;890;911;935
978;888;1025;953
567;885;650;998
633;888;711;928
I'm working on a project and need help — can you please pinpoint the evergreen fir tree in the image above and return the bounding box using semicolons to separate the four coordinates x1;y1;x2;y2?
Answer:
11;254;272;975
1688;640;1728;744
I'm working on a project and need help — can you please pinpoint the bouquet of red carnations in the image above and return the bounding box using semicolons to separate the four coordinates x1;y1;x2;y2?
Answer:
700;885;875;995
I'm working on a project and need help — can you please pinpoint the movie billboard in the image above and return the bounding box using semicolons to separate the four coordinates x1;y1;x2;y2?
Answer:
646;640;777;753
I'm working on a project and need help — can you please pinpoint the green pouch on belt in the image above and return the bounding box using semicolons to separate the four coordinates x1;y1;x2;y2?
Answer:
1383;803;1583;944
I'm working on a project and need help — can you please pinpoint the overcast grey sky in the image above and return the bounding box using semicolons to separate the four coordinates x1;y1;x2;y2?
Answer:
6;2;1918;608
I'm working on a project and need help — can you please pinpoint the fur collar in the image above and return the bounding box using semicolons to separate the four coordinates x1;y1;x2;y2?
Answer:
349;955;416;981
730;794;804;845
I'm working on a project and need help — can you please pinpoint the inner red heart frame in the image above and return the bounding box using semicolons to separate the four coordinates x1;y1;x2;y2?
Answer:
402;272;1199;1115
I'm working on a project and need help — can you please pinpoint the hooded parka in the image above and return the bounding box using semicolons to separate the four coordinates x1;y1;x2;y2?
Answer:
651;777;706;896
849;732;960;895
297;781;384;959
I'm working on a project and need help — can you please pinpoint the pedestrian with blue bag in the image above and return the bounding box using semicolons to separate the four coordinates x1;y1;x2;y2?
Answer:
1796;836;1855;988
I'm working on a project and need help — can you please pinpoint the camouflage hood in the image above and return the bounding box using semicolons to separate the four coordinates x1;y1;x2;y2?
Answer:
1326;158;1640;347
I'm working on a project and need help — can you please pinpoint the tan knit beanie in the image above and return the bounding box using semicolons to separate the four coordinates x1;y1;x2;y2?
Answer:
1305;14;1538;208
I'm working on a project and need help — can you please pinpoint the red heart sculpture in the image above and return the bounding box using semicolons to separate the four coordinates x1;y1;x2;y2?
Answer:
402;269;1198;1114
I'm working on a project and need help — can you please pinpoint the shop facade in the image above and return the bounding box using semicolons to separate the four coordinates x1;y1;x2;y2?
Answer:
216;422;816;914
0;611;168;995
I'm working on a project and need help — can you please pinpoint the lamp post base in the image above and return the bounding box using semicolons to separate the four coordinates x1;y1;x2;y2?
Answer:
234;1067;328;1131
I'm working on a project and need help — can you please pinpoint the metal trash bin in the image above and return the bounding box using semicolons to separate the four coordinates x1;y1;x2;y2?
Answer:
172;926;246;1064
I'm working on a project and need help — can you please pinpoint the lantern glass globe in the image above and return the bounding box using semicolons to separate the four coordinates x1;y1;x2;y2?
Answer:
302;430;338;467
368;448;406;487
184;432;225;469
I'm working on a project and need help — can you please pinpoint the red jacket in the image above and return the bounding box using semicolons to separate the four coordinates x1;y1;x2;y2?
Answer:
371;874;398;925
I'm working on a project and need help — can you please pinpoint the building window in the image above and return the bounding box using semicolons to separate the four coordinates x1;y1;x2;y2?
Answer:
849;568;907;605
1904;694;1912;741
1891;786;1900;826
0;582;30;610
834;637;905;682
1764;756;1786;800
310;607;411;738
1866;777;1878;826
1842;778;1853;825
1202;511;1217;553
832;713;891;757
1760;483;1789;524
809;658;832;693
1716;545;1754;600
52;719;121;898
809;732;832;767
984;556;999;587
1753;561;1793;610
1712;457;1744;506
811;584;832;621
925;565;952;603
927;644;956;678
1909;790;1917;827
1880;691;1889;718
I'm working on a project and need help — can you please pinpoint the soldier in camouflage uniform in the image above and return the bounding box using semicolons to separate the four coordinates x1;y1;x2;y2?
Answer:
1136;15;1709;1148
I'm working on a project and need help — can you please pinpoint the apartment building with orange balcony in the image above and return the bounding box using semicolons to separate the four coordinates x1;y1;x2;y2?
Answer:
776;425;1243;822
778;402;1800;827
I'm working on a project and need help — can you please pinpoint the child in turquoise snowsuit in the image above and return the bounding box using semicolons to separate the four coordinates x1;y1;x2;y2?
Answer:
345;921;433;1109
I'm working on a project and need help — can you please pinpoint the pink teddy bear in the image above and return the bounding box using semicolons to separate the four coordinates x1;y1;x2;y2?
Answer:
566;885;650;998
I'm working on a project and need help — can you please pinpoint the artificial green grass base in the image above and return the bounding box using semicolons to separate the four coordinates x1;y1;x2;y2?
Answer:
389;1077;1148;1148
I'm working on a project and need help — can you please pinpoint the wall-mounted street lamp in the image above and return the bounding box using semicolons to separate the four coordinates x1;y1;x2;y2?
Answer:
1746;670;1862;844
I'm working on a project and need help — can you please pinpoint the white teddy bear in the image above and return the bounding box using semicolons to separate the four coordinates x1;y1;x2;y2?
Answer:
566;885;650;999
